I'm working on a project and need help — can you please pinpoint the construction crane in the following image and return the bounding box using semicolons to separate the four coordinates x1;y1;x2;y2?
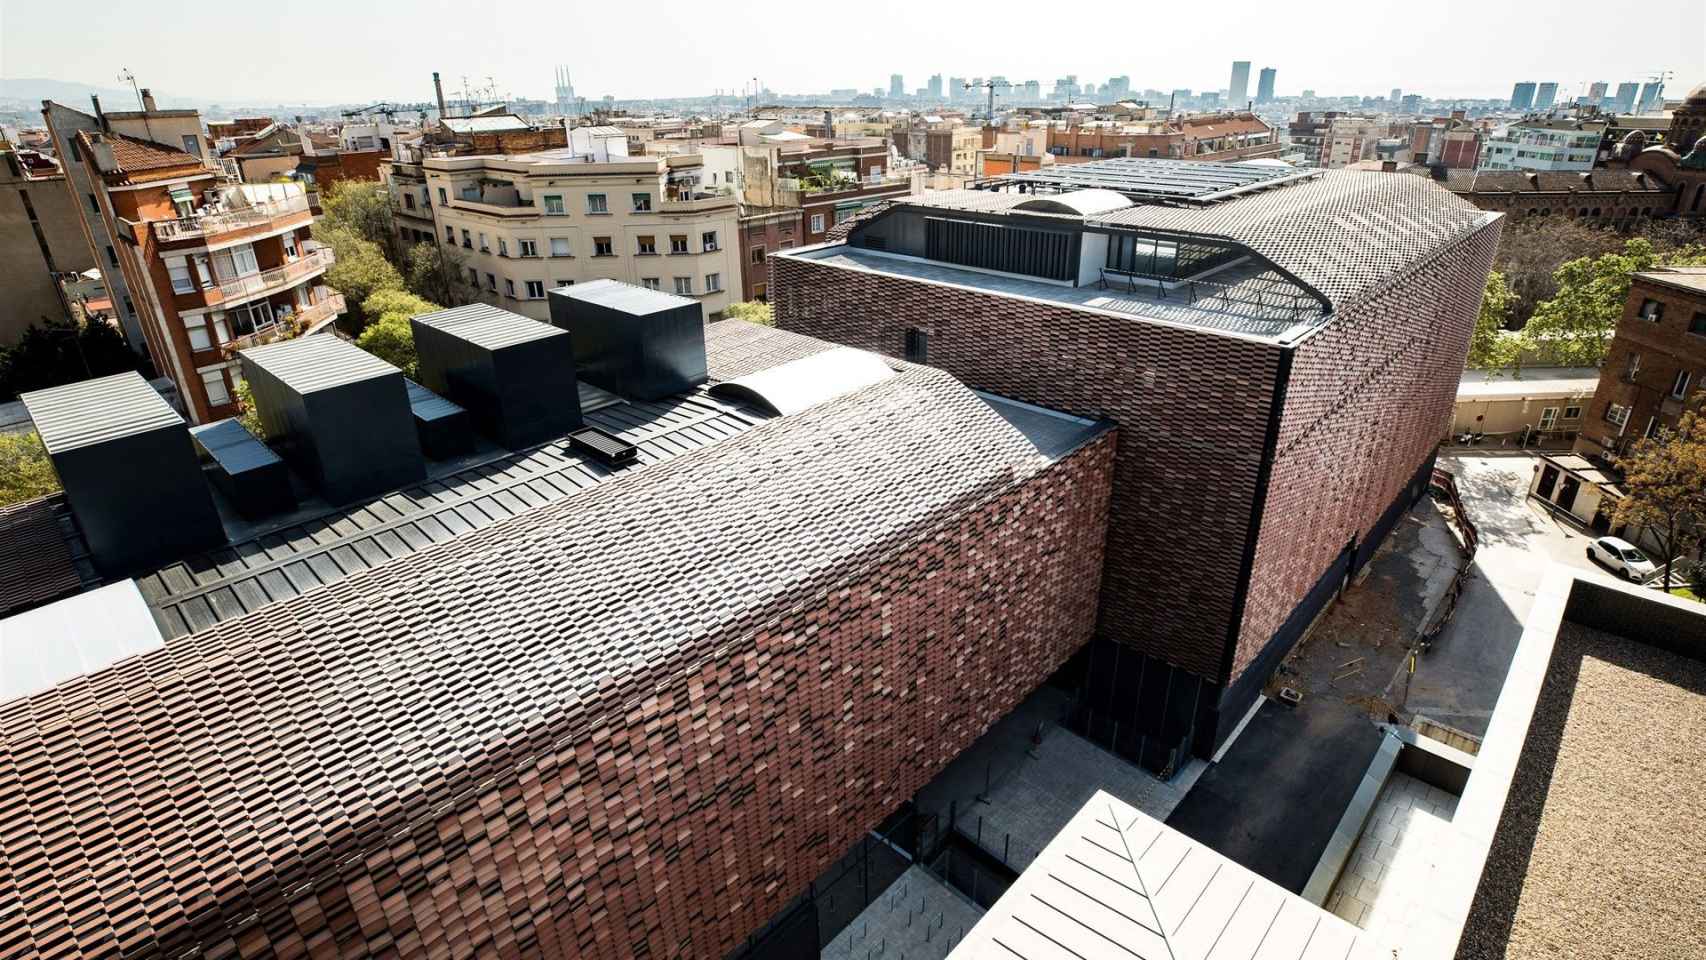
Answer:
965;79;998;121
339;102;432;121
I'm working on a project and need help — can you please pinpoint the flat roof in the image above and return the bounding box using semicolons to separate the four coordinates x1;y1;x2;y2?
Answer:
984;157;1322;205
0;581;162;702
949;791;1379;959
560;277;698;314
240;333;400;391
1636;265;1706;297
411;302;568;350
20;371;183;454
1456;367;1600;400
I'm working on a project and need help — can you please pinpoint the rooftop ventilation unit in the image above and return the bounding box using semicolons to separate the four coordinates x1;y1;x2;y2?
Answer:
410;303;582;448
548;279;707;402
189;418;296;519
568;427;637;467
239;335;425;504
19;372;224;575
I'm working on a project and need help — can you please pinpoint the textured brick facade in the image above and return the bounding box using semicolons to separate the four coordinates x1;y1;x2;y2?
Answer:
0;341;1113;959
772;253;1282;681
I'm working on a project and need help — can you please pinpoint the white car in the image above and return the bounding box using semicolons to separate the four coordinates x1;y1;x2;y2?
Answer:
1586;536;1658;581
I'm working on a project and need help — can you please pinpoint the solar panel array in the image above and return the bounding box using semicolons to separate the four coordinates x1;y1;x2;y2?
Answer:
990;158;1322;204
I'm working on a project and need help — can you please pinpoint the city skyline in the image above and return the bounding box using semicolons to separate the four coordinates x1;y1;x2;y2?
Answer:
2;0;1702;107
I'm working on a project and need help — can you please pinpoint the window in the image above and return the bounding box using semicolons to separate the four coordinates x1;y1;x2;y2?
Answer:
702;231;718;252
468;267;479;285
750;245;767;264
446;226;456;243
181;135;202;157
282;234;299;260
166;258;196;295
106;245;118;268
438;187;448;204
673;276;693;295
555;279;574;288
550;237;571;257
1644;417;1662;440
504;278;516;297
525;280;545;299
641;277;661;290
809;213;825;233
1605;403;1631;429
461;184;479;201
669;235;688;254
1562;405;1582;421
1691;311;1706;337
637;235;657;255
519;239;538;258
184;315;213;351
1673;369;1693;400
229;244;259;276
479;232;490;252
403;193;416;210
200;368;231;407
905;327;929;363
593;236;614;257
498;238;509;257
68;139;80;162
543;194;565;215
461;229;473;249
1625;352;1642;380
705;272;721;292
632;192;652;212
1638;298;1664;322
486;272;497;291
86;192;99;213
1538;406;1558;430
587;193;608;214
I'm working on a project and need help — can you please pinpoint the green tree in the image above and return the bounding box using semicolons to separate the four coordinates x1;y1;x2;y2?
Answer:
404;242;477;307
0;432;61;506
1614;395;1706;591
320;225;405;327
723;300;774;326
1514;239;1706;369
0;317;139;401
362;289;440;320
1466;271;1519;371
355;315;419;377
320;179;394;247
233;379;265;438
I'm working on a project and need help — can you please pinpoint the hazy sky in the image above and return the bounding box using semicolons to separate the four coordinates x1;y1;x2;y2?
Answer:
4;0;1704;106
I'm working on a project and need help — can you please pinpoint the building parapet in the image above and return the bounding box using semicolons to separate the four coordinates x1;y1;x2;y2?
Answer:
154;192;312;243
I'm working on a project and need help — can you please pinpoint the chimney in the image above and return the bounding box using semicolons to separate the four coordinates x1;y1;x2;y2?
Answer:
549;280;707;402
140;88;158;112
433;72;447;119
90;94;108;130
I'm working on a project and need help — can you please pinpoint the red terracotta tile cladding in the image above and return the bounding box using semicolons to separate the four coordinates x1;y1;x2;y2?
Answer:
0;349;1114;959
771;212;1502;684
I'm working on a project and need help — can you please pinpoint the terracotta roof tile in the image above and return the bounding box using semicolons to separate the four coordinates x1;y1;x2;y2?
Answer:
78;130;207;184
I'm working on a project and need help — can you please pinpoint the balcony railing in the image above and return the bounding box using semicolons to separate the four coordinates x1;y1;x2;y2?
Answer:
154;193;312;242
221;293;346;356
213;249;334;305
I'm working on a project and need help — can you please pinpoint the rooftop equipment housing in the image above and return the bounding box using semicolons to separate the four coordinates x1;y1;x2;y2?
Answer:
189;418;296;519
548;280;707;402
410;304;582;448
239;335;425;504
404;379;476;460
19;372;224;575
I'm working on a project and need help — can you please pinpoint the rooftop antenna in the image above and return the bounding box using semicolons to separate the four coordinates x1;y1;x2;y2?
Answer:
117;68;143;111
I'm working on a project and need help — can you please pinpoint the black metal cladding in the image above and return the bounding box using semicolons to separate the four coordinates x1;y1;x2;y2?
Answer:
410;304;583;449
190;419;296;520
19;372;225;576
924;216;1075;282
404;379;476;460
548;279;708;402
239;336;425;505
568;427;637;467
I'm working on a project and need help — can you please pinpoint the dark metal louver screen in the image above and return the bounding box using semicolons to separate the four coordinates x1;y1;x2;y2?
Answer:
925;217;1074;282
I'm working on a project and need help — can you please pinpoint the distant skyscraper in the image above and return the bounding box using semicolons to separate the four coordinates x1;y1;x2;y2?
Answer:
889;74;905;98
1401;94;1421;114
1587;81;1608;103
1256;68;1276;104
1510;81;1537;111
1613;82;1638;113
1229;61;1250;106
1390;87;1402;104
927;74;943;100
948;77;966;101
1638;81;1665;113
554;66;576;114
1535;82;1558;110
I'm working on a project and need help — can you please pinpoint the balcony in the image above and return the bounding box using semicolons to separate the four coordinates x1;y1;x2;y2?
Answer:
658;190;737;215
211;249;335;306
221;293;346;356
154;193;312;243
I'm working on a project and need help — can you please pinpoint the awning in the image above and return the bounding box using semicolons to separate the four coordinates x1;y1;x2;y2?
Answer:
168;186;195;205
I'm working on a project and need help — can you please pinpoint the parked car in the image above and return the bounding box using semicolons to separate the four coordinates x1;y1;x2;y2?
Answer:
1586;536;1658;581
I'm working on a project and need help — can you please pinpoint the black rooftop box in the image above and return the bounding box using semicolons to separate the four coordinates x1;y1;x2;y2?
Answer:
190;418;296;519
20;372;224;576
238;334;425;504
548;279;706;402
411;303;581;448
404;379;476;460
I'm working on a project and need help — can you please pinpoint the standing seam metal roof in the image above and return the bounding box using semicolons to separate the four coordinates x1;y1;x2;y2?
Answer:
240;334;401;391
410;303;568;350
20;372;184;454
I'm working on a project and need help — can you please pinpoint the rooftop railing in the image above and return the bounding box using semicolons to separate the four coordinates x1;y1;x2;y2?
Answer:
214;248;334;305
154;193;311;242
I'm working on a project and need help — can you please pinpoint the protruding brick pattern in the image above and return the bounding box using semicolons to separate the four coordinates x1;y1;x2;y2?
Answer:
0;336;1113;960
772;252;1282;680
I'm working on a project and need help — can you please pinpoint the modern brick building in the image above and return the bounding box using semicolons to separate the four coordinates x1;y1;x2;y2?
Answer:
770;158;1501;770
0;305;1115;958
1574;265;1706;460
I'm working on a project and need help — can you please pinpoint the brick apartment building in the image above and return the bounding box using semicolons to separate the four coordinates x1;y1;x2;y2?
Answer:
770;159;1501;768
44;111;341;422
1575;266;1706;460
0;306;1113;959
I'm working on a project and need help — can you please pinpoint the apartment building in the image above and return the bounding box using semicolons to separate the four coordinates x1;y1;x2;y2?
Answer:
57;129;340;423
1478;117;1606;172
0;145;93;342
414;135;742;320
1045;111;1280;161
1575;266;1706;460
770;159;1500;771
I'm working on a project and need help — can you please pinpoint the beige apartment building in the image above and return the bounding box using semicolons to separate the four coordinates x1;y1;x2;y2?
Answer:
414;148;742;321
